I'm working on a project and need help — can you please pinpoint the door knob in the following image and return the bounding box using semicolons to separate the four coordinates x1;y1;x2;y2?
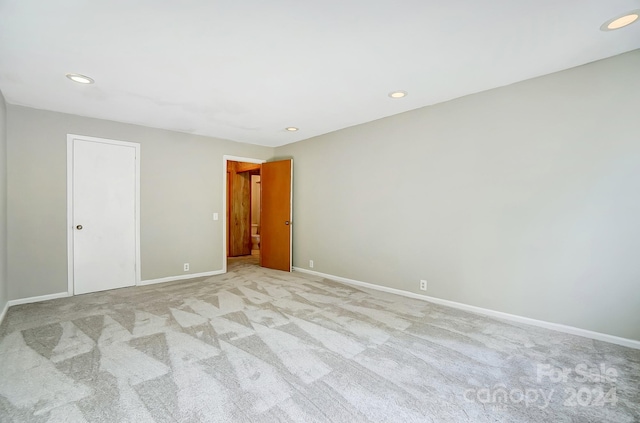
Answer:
76;225;83;230
285;221;290;225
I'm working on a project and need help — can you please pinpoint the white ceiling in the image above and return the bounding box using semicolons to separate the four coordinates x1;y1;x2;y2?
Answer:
1;1;639;147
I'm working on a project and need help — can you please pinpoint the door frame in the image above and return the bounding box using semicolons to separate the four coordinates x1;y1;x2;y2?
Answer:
66;134;141;295
222;155;265;273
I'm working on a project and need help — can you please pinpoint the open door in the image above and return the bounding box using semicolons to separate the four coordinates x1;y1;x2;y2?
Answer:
260;159;292;271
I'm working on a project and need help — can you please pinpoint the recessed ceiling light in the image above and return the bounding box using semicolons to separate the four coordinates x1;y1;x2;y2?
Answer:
285;127;299;132
65;73;94;84
600;10;639;31
388;91;407;99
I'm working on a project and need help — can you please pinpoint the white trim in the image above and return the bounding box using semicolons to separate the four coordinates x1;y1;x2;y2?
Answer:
293;267;640;350
6;292;70;307
0;301;9;327
66;139;73;295
222;155;266;274
223;155;265;164
67;134;141;296
139;270;225;286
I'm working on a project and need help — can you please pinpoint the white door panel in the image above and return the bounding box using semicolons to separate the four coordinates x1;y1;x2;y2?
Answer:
71;137;138;295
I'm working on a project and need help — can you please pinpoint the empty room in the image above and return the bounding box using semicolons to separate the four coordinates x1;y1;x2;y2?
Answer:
0;1;639;422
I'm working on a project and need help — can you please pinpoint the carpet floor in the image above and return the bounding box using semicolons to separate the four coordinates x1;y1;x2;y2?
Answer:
0;256;638;422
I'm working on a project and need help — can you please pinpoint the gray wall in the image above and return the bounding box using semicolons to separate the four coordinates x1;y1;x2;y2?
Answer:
7;106;273;300
276;50;640;341
0;91;7;315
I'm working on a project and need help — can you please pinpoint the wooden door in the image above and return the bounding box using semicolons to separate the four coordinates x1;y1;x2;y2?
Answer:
71;136;138;294
260;159;292;271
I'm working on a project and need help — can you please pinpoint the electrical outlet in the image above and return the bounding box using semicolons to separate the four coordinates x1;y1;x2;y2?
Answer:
309;260;314;268
184;263;190;272
213;213;219;221
420;279;427;291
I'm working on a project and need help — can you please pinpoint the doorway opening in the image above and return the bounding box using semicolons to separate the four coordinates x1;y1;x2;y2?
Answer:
222;155;293;274
227;160;261;260
223;156;265;273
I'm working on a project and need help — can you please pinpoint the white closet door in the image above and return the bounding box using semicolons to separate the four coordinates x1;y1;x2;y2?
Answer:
71;137;138;295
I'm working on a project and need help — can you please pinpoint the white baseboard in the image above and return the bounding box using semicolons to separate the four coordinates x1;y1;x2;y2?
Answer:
139;269;225;286
293;267;640;350
6;291;70;307
0;301;9;327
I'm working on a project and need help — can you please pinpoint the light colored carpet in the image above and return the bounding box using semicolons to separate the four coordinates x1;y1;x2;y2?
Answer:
0;256;638;422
